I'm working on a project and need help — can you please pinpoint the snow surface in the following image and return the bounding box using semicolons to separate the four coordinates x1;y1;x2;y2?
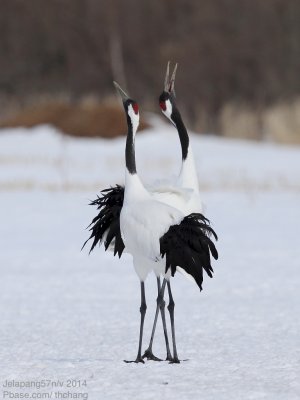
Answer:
0;117;299;399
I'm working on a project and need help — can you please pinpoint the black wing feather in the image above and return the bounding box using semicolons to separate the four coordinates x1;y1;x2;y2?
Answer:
82;185;125;258
160;213;218;291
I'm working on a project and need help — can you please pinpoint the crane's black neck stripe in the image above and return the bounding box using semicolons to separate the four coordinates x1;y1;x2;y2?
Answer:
125;116;137;174
171;108;189;161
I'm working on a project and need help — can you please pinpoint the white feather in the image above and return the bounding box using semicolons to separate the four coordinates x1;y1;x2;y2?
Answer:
128;104;139;133
161;99;175;126
120;191;184;280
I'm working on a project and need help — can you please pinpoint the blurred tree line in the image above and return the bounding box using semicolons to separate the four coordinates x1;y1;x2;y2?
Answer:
0;0;300;137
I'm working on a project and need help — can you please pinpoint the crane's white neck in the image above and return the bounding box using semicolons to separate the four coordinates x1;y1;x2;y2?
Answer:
124;169;149;201
128;105;139;136
178;146;199;191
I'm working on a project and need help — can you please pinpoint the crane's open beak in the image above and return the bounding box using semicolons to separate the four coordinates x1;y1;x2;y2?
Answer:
113;81;130;101
164;61;178;95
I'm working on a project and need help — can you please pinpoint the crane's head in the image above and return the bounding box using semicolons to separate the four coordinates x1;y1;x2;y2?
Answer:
159;62;178;124
113;81;139;132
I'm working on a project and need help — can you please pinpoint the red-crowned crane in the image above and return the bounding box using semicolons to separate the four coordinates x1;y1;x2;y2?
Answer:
142;63;211;361
83;81;218;363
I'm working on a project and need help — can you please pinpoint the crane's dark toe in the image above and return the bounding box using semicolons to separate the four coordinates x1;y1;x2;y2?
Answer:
142;349;162;361
169;357;189;364
124;357;145;364
169;357;180;364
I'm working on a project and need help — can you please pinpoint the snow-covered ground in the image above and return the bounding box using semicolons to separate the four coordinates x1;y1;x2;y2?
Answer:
0;117;299;400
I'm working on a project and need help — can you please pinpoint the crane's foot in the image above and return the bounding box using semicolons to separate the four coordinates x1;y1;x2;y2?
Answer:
142;348;162;361
168;357;189;364
168;356;180;364
124;356;145;364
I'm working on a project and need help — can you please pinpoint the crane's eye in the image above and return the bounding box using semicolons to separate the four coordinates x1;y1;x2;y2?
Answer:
159;101;166;111
132;103;139;114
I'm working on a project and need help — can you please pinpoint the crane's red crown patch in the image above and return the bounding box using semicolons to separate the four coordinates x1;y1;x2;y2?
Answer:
159;101;166;111
132;103;139;114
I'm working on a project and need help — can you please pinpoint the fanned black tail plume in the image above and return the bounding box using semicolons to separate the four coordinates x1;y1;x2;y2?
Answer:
82;185;125;257
160;213;218;291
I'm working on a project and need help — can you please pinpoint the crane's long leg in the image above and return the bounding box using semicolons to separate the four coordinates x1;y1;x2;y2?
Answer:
124;281;147;363
158;278;172;361
142;278;172;361
167;281;180;363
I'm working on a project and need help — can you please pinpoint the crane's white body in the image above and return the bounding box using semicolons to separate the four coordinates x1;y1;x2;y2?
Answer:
120;174;201;281
177;148;202;211
120;170;184;281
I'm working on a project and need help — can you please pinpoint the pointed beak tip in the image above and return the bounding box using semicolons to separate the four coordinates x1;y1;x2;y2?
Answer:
164;61;178;94
113;81;129;101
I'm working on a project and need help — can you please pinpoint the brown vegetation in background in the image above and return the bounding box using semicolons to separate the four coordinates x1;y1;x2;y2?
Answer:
220;99;300;144
0;0;300;142
0;99;149;138
263;100;300;144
